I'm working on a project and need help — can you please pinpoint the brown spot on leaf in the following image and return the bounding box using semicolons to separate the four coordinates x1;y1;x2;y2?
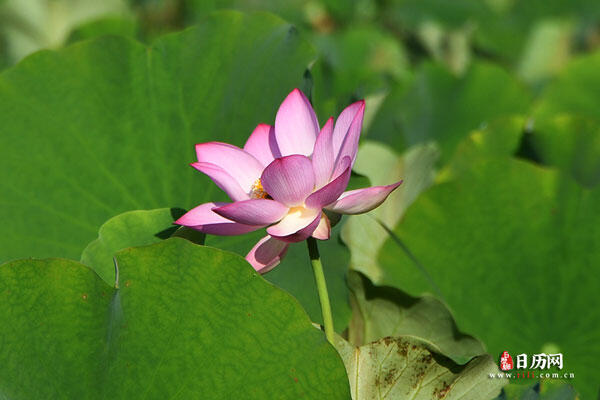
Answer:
125;280;131;287
437;382;451;399
420;353;433;364
82;294;88;300
384;368;398;385
396;340;409;357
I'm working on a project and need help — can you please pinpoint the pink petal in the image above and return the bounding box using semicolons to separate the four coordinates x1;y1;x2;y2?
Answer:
274;88;319;157
245;235;289;274
312;117;335;190
196;142;264;193
212;199;288;226
175;202;264;235
305;156;351;209
312;214;331;240
243;124;281;167
260;155;315;206
325;181;403;215
191;162;249;201
267;207;321;242
334;101;365;169
332;101;365;158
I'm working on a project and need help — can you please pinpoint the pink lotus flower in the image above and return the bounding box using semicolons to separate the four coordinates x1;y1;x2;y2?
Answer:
176;89;402;273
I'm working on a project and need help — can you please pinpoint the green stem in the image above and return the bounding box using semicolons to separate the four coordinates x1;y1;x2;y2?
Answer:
307;237;335;345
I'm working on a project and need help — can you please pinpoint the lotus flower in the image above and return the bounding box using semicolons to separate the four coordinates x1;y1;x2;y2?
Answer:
176;89;402;273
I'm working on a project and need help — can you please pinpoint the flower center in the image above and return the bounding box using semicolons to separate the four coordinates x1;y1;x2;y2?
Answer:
250;178;269;199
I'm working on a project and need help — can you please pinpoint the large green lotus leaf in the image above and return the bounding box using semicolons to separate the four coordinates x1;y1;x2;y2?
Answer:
335;335;504;400
0;11;315;263
534;50;600;123
0;238;350;399
205;228;352;333
80;207;350;332
80;208;187;284
375;159;600;399
367;62;531;162
348;271;485;365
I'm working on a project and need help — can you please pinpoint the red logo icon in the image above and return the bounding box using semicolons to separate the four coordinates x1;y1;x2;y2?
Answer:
500;351;514;371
